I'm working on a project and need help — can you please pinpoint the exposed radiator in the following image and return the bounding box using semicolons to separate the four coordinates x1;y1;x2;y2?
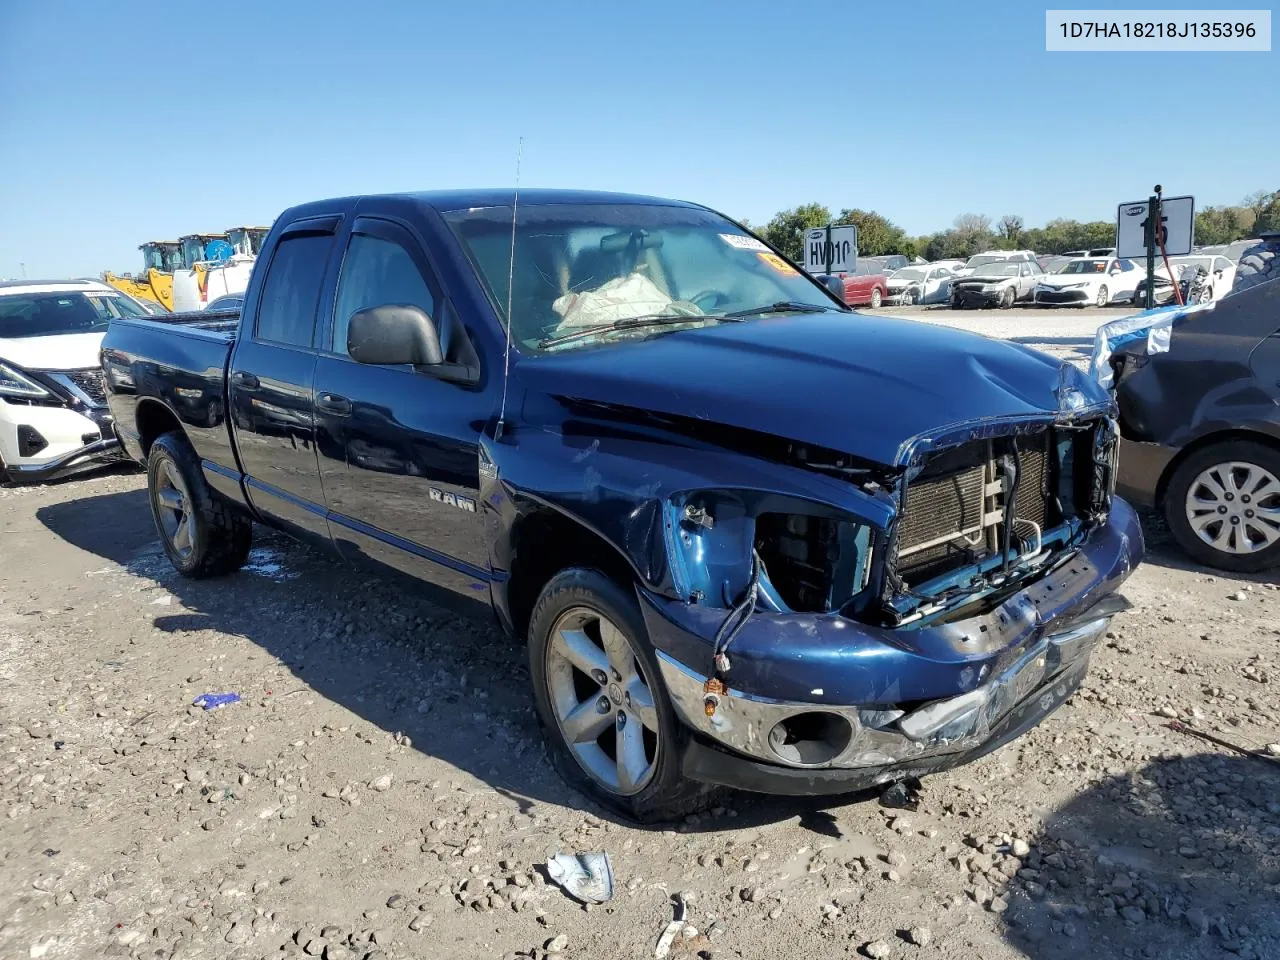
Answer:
896;437;1051;585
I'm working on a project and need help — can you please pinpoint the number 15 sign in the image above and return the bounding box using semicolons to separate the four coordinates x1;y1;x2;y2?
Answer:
1116;195;1195;259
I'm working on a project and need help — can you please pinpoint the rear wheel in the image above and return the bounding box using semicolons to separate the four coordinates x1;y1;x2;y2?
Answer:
527;567;712;822
1164;440;1280;572
147;432;252;578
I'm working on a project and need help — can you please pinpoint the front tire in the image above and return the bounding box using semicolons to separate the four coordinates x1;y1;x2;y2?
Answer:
527;568;711;822
1095;284;1109;307
146;432;252;578
869;288;882;309
1163;440;1280;573
1000;286;1015;308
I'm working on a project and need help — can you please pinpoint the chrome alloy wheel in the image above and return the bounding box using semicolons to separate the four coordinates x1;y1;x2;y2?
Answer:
1184;461;1280;555
155;459;196;559
545;606;660;796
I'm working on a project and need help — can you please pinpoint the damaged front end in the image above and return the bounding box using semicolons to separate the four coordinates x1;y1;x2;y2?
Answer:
636;400;1137;793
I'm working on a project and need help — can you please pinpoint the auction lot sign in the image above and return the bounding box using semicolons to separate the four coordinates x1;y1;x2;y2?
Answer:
1117;195;1195;259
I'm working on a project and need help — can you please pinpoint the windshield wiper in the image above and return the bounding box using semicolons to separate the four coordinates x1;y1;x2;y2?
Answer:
538;313;714;349
721;301;839;319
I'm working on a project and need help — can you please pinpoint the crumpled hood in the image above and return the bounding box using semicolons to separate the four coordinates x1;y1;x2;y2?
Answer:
0;332;105;371
955;274;1015;286
517;313;1107;467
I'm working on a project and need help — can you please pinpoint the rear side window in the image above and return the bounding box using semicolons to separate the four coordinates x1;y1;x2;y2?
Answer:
255;234;335;347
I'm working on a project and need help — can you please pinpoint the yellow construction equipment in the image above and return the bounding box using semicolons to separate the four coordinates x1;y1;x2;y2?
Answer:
103;226;271;312
103;241;182;310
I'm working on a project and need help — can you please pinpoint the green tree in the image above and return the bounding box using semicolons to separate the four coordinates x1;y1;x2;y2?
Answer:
833;208;913;257
999;214;1024;245
1255;196;1280;234
761;203;831;262
1195;206;1244;245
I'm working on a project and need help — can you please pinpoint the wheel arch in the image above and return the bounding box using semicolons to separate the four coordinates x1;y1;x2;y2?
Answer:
1155;429;1280;506
502;504;644;644
135;398;185;457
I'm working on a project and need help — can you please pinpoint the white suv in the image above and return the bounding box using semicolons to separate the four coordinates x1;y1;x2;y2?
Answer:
0;280;144;483
952;250;1038;278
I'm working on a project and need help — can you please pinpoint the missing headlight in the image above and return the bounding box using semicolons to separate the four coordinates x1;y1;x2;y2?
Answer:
755;513;869;613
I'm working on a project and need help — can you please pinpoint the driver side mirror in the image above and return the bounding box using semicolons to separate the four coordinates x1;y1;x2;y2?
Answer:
347;303;481;385
348;304;444;365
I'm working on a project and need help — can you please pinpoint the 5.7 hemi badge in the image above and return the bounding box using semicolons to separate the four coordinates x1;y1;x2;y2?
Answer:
429;487;477;513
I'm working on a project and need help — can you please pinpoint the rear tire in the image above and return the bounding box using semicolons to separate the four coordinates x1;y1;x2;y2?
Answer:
527;567;714;822
1163;440;1280;573
146;432;252;578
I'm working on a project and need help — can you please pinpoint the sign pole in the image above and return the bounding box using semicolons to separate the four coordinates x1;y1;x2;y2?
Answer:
1144;185;1160;310
825;224;832;276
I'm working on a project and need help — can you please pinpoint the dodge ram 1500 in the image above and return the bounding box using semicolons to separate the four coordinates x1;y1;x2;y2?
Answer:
102;189;1143;820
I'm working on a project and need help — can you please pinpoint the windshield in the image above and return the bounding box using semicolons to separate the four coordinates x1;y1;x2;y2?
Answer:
0;291;144;338
965;255;1005;269
891;268;926;281
1057;259;1108;274
443;202;838;352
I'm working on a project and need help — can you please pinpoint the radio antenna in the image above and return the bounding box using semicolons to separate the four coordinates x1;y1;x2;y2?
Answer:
494;136;523;442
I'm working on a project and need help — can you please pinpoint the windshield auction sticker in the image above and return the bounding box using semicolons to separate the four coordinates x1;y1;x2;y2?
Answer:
720;234;769;251
1045;9;1270;50
757;252;799;275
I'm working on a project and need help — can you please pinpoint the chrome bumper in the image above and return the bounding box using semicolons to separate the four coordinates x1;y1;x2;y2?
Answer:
657;606;1117;772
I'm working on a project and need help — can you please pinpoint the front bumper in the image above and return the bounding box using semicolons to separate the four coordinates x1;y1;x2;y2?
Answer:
952;287;1003;307
1034;287;1090;305
642;498;1143;795
0;400;123;483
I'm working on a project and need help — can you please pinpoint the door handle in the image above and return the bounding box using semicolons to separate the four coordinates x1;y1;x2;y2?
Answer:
231;371;260;390
316;392;352;417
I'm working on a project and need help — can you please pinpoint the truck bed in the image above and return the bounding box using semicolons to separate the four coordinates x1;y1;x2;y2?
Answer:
101;310;241;478
128;308;240;336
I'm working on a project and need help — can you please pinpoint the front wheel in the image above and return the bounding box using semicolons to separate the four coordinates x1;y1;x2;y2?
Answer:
147;432;252;578
869;288;882;309
1000;286;1015;308
527;568;711;822
1164;440;1280;573
1095;284;1109;307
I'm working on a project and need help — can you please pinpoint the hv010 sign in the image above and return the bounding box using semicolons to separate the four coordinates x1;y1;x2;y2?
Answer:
1116;195;1195;259
804;225;858;274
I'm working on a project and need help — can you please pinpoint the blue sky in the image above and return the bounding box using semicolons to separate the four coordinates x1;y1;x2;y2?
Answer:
0;0;1274;277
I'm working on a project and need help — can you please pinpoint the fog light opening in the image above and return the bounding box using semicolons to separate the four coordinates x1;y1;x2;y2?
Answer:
768;712;853;766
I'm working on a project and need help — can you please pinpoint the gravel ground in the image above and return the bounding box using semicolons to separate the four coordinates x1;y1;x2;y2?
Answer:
2;465;1278;960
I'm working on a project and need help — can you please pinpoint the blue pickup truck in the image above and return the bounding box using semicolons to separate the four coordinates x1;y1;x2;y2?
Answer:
101;189;1142;820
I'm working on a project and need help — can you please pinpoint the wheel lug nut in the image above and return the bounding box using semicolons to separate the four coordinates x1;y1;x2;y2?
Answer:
1245;509;1255;518
1242;495;1251;504
1230;517;1240;525
1225;493;1234;501
1218;506;1228;514
591;669;607;685
612;669;622;681
616;712;626;729
596;696;610;713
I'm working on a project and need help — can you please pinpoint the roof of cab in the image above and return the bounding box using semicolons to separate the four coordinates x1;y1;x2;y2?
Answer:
279;188;707;221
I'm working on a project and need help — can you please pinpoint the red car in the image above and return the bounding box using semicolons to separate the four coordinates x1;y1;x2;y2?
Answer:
824;262;888;308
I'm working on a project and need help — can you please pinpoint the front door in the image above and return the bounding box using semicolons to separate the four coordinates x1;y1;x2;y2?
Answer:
311;216;490;597
228;218;339;544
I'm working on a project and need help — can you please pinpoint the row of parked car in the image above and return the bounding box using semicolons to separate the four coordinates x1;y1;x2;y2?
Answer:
822;246;1247;311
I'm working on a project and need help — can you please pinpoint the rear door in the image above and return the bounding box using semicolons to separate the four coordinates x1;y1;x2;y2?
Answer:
311;214;490;596
228;216;340;544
